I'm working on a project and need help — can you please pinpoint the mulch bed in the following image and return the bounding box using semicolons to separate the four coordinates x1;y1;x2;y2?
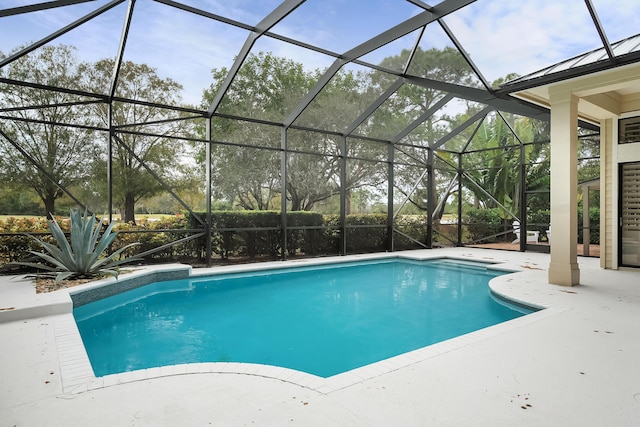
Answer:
34;270;136;293
35;277;100;293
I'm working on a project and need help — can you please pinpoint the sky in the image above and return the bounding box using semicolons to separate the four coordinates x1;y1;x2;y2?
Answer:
2;0;640;106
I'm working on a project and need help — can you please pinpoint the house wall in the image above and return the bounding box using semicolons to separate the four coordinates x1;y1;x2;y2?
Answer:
609;112;640;269
601;119;614;269
515;63;640;276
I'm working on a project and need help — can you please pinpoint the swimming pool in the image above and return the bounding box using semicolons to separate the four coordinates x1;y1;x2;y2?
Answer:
73;258;532;378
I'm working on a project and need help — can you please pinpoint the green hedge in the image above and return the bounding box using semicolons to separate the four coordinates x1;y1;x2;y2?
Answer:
0;208;604;270
528;207;599;244
346;214;388;253
463;208;507;243
0;216;193;267
190;211;389;257
578;207;600;244
111;216;192;261
189;211;326;259
394;215;428;250
0;217;57;264
1;212;438;268
527;209;550;235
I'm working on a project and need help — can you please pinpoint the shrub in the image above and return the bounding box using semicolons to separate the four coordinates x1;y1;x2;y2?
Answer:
112;215;194;262
13;209;140;282
433;223;458;247
527;209;550;232
345;214;388;253
286;212;324;256
464;208;506;243
2;211;423;267
394;215;428;250
0;216;70;266
578;207;600;244
0;217;52;264
189;211;327;259
527;209;550;241
320;214;341;254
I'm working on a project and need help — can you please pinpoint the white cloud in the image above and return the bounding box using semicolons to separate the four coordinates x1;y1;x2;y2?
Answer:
441;0;632;83
5;0;640;105
590;0;640;43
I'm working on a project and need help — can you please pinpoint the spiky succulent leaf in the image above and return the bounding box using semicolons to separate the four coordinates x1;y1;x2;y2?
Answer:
31;240;71;266
26;250;74;271
69;209;96;269
10;261;60;272
13;208;142;283
91;242;141;270
55;271;76;282
91;221;119;260
46;216;74;263
22;232;74;271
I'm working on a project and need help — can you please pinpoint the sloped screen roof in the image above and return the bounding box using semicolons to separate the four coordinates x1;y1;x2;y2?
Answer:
0;0;633;260
3;0;639;134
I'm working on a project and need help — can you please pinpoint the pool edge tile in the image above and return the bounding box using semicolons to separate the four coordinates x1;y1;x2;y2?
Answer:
55;252;571;396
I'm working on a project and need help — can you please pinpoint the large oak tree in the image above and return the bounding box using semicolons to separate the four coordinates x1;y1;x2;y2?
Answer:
0;45;97;217
83;59;190;222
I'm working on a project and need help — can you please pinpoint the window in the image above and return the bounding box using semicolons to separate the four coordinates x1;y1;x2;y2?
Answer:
620;162;640;267
619;117;640;144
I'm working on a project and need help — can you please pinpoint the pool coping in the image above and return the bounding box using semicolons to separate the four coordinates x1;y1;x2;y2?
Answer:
3;250;562;395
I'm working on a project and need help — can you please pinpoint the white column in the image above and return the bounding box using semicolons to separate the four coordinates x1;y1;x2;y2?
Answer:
548;92;580;286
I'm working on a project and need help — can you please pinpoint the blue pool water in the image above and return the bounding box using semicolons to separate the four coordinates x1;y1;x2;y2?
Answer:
73;258;531;378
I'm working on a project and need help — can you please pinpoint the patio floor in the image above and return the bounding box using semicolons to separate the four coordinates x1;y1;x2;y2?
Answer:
1;248;639;426
468;242;601;257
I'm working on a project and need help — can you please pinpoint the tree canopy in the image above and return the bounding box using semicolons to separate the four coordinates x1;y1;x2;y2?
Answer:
0;42;594;241
0;45;97;217
82;58;191;222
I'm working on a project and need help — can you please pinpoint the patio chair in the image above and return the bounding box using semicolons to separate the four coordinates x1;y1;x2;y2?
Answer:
512;220;539;244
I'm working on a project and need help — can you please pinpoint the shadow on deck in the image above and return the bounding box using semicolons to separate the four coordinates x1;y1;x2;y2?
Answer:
468;242;600;257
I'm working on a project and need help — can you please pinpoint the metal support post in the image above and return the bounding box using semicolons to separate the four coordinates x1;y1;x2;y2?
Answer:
205;118;213;266
281;128;288;260
107;102;113;223
457;153;463;246
387;142;394;252
340;136;347;255
426;148;434;248
519;141;527;252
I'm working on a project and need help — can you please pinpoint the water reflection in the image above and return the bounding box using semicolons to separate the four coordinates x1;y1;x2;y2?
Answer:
75;258;525;378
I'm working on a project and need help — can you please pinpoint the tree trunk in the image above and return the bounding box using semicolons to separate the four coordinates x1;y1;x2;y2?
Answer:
124;192;136;224
287;183;302;211
345;189;351;215
43;192;56;219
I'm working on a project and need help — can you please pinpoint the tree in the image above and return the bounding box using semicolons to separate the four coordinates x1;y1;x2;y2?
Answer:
83;59;190;222
286;145;339;211
379;47;482;217
201;52;390;213
0;44;97;217
460;113;550;220
211;142;281;210
375;46;481;116
578;128;600;183
0;182;41;214
202;52;310;210
293;69;387;214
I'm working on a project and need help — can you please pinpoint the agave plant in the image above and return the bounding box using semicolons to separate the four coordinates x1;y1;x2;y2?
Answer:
15;209;140;282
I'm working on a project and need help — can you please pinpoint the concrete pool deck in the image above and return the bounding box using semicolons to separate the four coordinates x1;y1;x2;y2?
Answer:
1;248;639;426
